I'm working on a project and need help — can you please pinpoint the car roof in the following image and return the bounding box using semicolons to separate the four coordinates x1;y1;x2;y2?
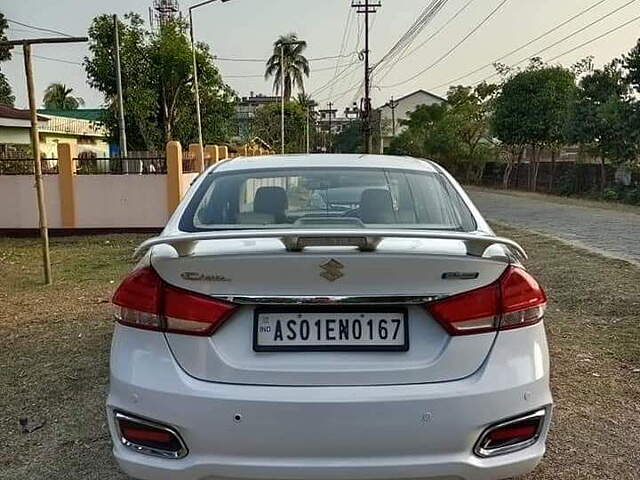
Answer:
212;154;439;173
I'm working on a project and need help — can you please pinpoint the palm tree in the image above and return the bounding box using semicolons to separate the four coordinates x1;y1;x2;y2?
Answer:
265;34;310;101
43;83;85;110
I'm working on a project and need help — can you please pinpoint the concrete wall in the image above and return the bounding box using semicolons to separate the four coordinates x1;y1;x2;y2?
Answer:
0;141;267;231
0;175;62;228
75;175;168;228
180;172;200;198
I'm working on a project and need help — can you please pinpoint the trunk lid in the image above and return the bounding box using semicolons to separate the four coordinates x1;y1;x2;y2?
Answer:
152;237;508;386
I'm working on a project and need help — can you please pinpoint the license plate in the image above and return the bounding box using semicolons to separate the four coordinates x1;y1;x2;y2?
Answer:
253;308;408;352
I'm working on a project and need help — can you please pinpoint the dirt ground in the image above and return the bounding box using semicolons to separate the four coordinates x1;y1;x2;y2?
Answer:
0;228;639;479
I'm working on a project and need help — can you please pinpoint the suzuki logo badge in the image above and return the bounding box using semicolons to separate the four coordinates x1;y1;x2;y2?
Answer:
319;259;344;282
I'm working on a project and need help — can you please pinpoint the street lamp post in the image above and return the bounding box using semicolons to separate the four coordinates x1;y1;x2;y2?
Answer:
189;0;232;154
279;40;304;155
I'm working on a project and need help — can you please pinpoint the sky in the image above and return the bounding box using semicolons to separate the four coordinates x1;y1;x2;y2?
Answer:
2;0;640;112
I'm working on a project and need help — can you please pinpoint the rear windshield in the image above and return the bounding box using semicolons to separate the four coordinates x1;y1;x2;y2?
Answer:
180;167;476;232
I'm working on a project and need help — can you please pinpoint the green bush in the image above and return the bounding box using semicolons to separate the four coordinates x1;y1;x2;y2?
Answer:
622;188;640;205
602;189;619;201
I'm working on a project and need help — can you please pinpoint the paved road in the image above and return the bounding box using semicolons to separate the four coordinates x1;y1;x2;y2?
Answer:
470;190;640;265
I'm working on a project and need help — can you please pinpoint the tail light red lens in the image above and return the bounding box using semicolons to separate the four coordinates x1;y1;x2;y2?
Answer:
474;409;546;457
112;266;237;335
428;266;547;335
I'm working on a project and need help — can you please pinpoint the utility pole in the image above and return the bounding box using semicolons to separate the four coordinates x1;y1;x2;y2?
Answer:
189;0;234;156
113;15;128;159
328;102;333;153
305;105;310;154
2;36;88;285
389;96;399;137
352;0;381;154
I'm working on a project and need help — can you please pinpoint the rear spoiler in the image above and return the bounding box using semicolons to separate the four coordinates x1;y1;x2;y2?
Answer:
134;229;527;261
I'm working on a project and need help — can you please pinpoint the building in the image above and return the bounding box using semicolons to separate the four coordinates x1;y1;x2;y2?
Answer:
38;109;110;158
234;93;279;140
377;89;446;151
0;106;110;159
0;105;47;156
316;104;360;152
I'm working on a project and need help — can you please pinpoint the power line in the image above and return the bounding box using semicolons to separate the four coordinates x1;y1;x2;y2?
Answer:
380;0;510;89
428;0;615;90
316;82;362;104
309;11;365;98
403;0;478;60
225;61;359;78
547;13;640;63
13;50;83;66
498;0;638;70
7;18;74;38
473;11;640;86
373;0;450;73
214;52;357;63
331;7;356;99
375;0;477;85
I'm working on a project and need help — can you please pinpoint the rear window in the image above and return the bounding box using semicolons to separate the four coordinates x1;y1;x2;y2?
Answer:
180;167;476;232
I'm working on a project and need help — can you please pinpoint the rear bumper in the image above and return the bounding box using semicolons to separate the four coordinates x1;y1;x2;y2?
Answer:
107;323;552;480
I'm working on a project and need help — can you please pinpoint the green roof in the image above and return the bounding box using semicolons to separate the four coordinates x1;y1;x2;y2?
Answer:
37;109;105;122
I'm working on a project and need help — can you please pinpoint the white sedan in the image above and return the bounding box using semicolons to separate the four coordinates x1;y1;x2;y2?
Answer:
108;154;551;480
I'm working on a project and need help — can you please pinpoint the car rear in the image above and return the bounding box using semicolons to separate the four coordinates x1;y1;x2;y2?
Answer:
107;155;552;480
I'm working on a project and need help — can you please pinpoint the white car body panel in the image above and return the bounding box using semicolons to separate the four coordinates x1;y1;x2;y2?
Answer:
108;154;552;480
108;322;551;480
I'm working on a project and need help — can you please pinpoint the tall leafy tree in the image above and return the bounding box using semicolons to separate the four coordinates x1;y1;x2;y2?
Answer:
444;83;498;181
85;13;236;150
388;102;450;159
389;83;497;182
623;38;640;92
566;60;638;191
493;63;577;191
43;83;85;109
334;120;362;154
251;101;306;153
265;34;310;101
0;12;15;106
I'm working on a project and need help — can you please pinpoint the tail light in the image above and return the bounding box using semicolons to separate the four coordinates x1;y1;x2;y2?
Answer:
428;266;547;335
474;409;546;457
112;266;237;335
115;412;188;459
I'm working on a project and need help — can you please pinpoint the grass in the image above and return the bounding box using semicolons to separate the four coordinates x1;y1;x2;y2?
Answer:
467;185;640;216
1;231;639;479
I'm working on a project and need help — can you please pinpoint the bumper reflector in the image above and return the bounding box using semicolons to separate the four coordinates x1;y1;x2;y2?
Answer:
474;409;546;458
115;412;188;459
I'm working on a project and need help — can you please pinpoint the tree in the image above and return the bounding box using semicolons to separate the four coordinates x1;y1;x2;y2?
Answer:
0;12;15;106
334;120;362;154
566;60;638;191
43;83;85;109
251;101;306;153
493;63;577;191
84;13;236;150
389;83;497;182
443;83;498;182
295;93;318;151
265;34;310;101
388;102;450;159
623;38;640;92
